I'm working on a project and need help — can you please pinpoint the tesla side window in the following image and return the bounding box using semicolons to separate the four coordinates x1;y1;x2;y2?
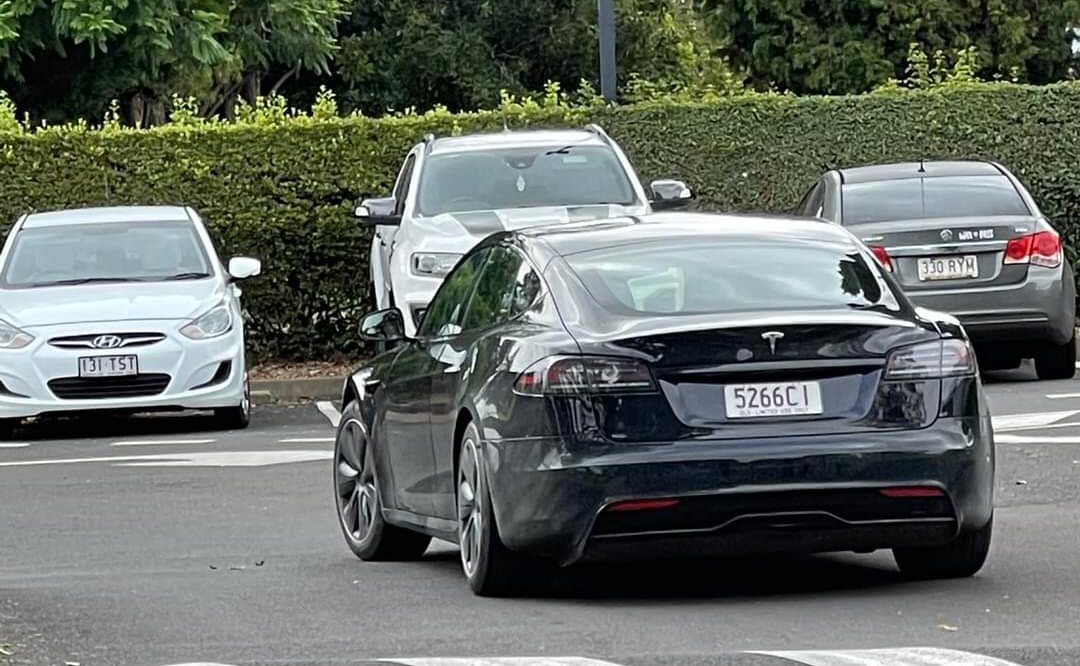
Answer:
415;146;637;216
461;246;525;331
1;220;213;288
841;175;1030;224
417;249;490;339
565;240;897;315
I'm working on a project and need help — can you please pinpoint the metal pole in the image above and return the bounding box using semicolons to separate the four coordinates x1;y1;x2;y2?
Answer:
598;0;617;102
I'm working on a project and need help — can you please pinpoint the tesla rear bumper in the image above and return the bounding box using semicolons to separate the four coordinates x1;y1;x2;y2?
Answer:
483;416;994;566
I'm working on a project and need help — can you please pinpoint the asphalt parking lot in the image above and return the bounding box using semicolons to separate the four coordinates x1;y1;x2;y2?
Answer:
2;365;1080;666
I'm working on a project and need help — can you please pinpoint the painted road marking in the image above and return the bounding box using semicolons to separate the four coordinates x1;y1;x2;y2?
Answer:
995;433;1080;445
0;450;332;468
754;647;1025;666
0;442;29;448
317;400;342;428
382;656;626;660
992;410;1078;431
279;437;335;443
1046;392;1080;399
112;439;216;447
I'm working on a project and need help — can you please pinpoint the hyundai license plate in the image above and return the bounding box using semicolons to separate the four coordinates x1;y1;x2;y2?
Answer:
79;355;139;377
724;382;823;419
917;255;978;281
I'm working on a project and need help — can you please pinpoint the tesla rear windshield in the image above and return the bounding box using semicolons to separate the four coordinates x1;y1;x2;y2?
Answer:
565;240;899;316
841;175;1030;224
417;145;637;216
1;220;213;288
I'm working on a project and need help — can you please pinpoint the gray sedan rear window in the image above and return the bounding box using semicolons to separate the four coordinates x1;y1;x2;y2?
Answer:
842;175;1030;224
565;240;898;316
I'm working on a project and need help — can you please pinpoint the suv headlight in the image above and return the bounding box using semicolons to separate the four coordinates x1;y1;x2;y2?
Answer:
0;319;33;350
180;302;233;340
411;253;462;278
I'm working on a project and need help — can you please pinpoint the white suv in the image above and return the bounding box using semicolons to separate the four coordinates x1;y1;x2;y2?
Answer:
355;125;693;336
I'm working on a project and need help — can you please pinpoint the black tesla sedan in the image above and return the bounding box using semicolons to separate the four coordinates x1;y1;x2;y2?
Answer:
333;212;995;596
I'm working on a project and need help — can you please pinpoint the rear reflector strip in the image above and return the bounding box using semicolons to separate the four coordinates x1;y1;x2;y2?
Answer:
607;498;681;512
880;486;945;498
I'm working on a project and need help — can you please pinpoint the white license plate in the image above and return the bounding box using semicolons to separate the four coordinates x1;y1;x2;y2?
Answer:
724;382;823;419
917;255;978;281
78;355;139;378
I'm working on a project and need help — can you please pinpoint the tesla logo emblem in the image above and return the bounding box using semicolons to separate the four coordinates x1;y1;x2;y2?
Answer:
761;331;784;354
940;229;954;242
92;335;123;349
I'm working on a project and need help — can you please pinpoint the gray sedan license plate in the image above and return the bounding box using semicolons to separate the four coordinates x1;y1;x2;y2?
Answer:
917;255;978;281
79;355;139;378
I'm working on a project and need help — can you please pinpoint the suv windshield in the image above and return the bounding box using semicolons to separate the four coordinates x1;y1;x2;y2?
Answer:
842;175;1030;224
1;220;213;288
417;145;637;216
566;240;898;315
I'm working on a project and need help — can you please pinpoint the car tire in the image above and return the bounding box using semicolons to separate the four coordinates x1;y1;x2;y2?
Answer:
457;420;537;597
893;517;992;580
1034;334;1077;380
0;418;19;440
334;401;431;561
214;374;251;430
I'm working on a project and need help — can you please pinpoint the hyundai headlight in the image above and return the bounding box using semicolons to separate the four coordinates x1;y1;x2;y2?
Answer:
0;319;33;350
180;302;233;340
411;253;462;278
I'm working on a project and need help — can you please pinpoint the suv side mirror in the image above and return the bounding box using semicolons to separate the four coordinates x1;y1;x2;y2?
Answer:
649;179;694;211
355;197;402;226
359;308;407;343
228;256;262;280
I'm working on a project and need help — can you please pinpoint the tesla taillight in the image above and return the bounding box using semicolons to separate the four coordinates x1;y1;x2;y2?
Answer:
1004;230;1062;268
884;339;976;380
869;245;893;271
513;356;658;396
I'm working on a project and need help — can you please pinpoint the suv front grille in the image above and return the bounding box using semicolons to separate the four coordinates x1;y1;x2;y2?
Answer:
48;374;171;400
49;332;166;350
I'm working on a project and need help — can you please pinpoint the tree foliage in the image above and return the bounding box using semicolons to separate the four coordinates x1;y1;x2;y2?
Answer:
0;0;343;125
705;0;1080;94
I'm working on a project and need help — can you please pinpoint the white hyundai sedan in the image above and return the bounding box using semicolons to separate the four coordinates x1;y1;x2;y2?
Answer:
0;206;261;438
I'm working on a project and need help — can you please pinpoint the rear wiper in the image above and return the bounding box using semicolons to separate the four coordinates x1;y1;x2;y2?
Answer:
161;272;211;281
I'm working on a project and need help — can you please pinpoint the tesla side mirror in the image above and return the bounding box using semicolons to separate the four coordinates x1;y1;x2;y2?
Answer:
355;197;402;226
227;256;262;280
649;179;694;211
359;308;407;343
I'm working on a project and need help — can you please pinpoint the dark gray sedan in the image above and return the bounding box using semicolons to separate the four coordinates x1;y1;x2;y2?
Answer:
797;161;1076;379
334;212;995;596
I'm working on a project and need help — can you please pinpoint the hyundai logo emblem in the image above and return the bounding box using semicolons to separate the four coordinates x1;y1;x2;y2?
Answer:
761;331;784;354
92;335;123;349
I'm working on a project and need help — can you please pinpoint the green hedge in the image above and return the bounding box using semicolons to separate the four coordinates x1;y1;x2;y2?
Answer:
2;83;1080;360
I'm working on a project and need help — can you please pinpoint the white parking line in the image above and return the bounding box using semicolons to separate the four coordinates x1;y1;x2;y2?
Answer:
384;656;630;660
996;433;1080;445
0;442;29;448
1045;392;1080;399
753;647;1025;666
317;400;342;428
279;437;335;443
0;450;332;468
992;410;1078;431
111;439;216;447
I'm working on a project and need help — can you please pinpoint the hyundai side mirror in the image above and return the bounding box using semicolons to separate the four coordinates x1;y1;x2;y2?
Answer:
649;179;694;211
359;308;407;343
355;197;402;226
227;256;262;280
